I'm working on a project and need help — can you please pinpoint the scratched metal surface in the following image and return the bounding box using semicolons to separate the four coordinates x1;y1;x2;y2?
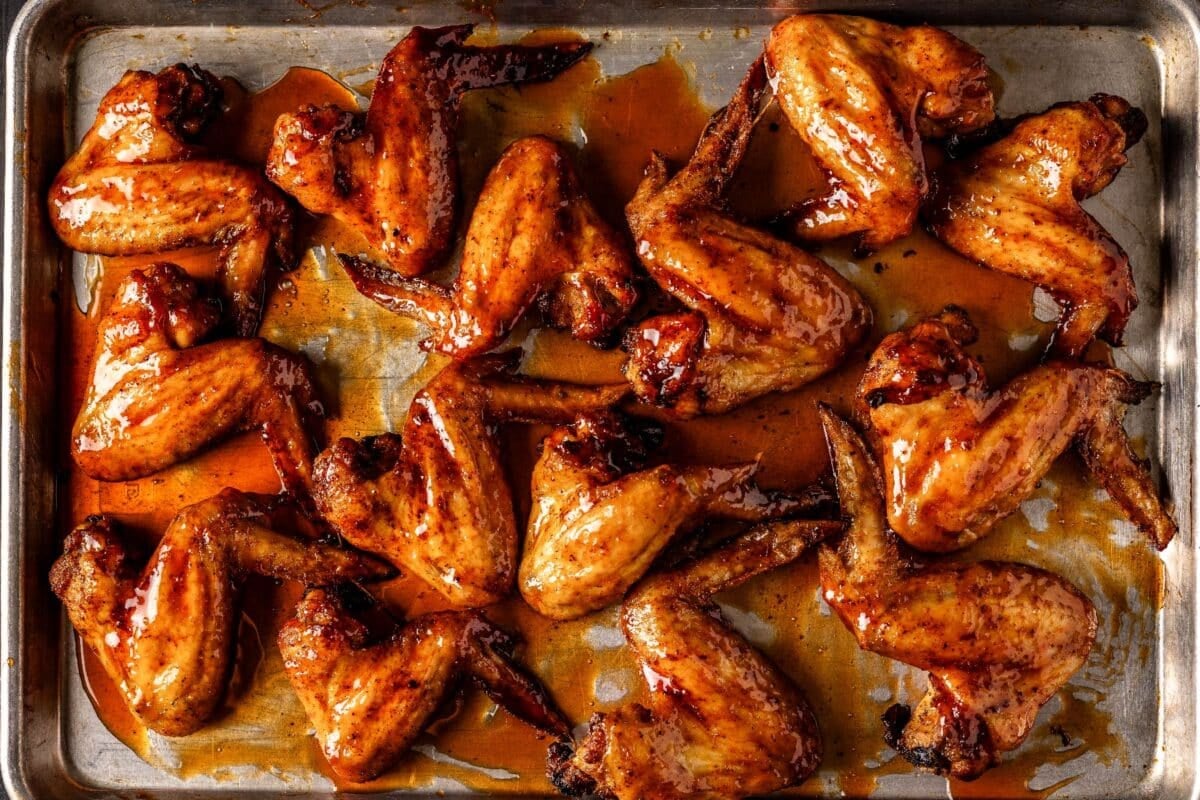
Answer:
3;1;1199;798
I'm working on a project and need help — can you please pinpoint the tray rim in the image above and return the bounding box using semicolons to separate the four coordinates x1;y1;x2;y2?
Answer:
4;1;1200;798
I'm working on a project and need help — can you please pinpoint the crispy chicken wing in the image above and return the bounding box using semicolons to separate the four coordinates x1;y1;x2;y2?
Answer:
549;517;838;800
49;64;294;336
765;14;994;250
817;407;1097;779
279;588;568;783
856;307;1175;551
267;26;591;277
926;95;1147;357
49;490;391;737
338;135;637;357
520;411;831;620
624;57;871;417
72;263;323;505
314;358;628;608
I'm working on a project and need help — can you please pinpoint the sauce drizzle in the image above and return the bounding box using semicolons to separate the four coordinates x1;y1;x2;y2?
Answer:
61;43;1158;799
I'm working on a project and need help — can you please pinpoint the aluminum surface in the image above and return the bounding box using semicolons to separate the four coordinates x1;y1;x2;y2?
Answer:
4;1;1199;798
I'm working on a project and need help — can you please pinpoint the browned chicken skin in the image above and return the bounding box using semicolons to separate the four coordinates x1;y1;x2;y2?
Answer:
49;490;391;737
625;57;871;417
520;412;831;620
549;517;839;800
49;64;294;336
926;95;1147;357
817;406;1098;779
856;307;1175;551
267;25;592;278
279;588;568;783
339;135;637;357
314;357;628;608
766;14;994;250
71;263;324;505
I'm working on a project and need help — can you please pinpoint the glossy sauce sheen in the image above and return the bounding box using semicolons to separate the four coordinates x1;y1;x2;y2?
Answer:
61;32;1161;798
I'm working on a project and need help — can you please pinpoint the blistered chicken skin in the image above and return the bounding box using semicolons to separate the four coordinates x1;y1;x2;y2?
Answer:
817;407;1097;779
71;263;324;506
856;307;1175;551
49;490;391;737
624;56;871;417
339;135;637;357
267;25;591;278
926;94;1147;357
766;14;994;250
520;412;831;619
549;517;839;800
49;64;294;336
279;589;568;783
314;357;628;607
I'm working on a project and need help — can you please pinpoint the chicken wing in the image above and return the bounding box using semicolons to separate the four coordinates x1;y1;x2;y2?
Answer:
520;411;832;620
338;135;637;358
624;57;871;418
49;64;294;336
49;490;391;737
765;14;994;250
267;25;591;278
314;357;628;608
856;307;1175;551
549;517;839;800
280;588;568;783
817;406;1097;779
71;263;324;505
925;95;1147;357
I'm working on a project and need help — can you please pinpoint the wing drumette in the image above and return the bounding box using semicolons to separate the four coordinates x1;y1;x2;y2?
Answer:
549;517;838;800
817;407;1097;779
279;589;568;783
49;64;294;336
72;263;323;505
338;135;637;358
856;307;1175;551
520;411;831;620
765;14;994;250
49;490;391;737
624;57;871;418
925;95;1147;357
267;26;592;278
314;358;627;607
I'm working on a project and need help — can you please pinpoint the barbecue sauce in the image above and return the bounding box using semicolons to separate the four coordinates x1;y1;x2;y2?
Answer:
62;37;1158;800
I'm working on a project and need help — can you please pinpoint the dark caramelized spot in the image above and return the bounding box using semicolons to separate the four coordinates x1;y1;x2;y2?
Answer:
1089;92;1148;150
159;63;223;139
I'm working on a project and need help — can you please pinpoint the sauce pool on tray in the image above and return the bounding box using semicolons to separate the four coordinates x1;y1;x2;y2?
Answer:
50;16;1170;800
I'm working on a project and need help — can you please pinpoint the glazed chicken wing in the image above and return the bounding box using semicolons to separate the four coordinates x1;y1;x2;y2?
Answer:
267;26;591;278
926;94;1147;357
520;411;831;620
856;307;1175;551
49;490;391;737
549;517;839;800
279;588;568;783
817;407;1097;779
72;263;324;505
339;135;637;357
314;358;628;608
624;57;871;417
49;64;294;336
765;14;994;250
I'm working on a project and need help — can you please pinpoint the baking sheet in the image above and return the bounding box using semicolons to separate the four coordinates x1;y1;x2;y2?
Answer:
4;1;1199;798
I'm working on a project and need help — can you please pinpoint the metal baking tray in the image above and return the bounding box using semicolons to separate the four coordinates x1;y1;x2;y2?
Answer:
4;0;1199;798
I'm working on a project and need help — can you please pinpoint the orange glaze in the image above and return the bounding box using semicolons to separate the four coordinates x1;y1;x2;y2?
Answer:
62;40;1157;799
335;133;638;359
78;645;146;755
